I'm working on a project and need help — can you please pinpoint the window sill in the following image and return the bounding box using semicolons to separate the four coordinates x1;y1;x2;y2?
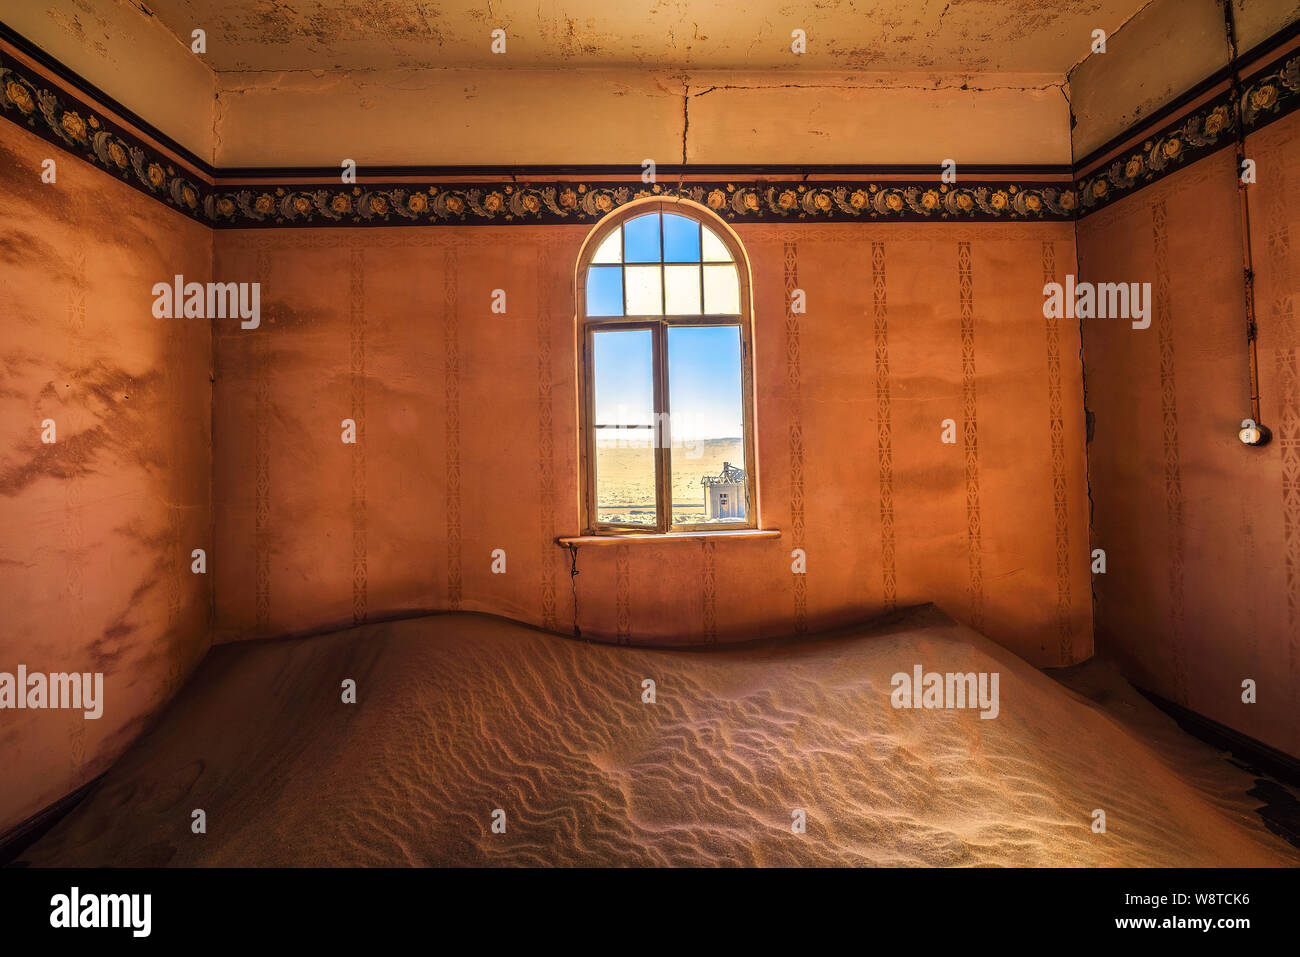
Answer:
556;529;781;547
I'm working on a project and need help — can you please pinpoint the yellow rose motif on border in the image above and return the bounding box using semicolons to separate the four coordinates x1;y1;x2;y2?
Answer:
706;189;726;209
216;198;235;216
1202;106;1229;136
59;111;86;141
778;190;798;210
5;79;34;113
955;192;974;211
1161;137;1182;158
921;190;939;210
850;190;869;209
147;163;167;189
369;195;389;215
253;193;275;214
446;195;465;215
484;192;504;212
991;191;1009;210
884;192;903;212
521;194;540;213
1124;156;1143;179
107;141;128;168
1250;84;1278;111
1024;193;1042;212
408;192;429;213
331;193;352;214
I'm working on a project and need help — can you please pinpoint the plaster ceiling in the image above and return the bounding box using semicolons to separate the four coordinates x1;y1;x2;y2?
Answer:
138;0;1154;74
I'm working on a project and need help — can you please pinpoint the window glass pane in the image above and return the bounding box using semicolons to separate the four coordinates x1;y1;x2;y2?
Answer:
701;225;731;262
662;213;701;261
703;263;740;314
592;327;658;527
624;265;663;315
591;228;622;263
666;325;747;525
664;264;702;315
594;436;657;527
592;328;653;425
623;213;661;263
586;266;624;316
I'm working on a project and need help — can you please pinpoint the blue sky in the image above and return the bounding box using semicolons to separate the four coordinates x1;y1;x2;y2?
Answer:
593;326;743;439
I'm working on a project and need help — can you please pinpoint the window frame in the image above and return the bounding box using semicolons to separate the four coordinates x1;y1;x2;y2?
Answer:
577;199;758;536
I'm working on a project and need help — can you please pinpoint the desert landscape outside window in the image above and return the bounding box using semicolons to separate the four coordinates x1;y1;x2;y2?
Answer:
578;200;757;533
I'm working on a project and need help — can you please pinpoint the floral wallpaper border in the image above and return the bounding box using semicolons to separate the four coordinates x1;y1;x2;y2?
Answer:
3;39;1299;228
0;54;207;223
207;179;1077;226
1074;48;1300;214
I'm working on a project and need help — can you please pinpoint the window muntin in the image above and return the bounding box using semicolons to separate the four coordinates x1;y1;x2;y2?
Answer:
582;210;742;320
579;204;756;535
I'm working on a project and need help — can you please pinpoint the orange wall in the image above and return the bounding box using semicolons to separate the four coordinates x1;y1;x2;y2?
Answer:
212;222;1093;665
0;119;213;835
1077;110;1300;758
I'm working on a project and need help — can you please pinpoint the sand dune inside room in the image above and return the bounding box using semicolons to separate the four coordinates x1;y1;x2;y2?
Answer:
16;607;1298;867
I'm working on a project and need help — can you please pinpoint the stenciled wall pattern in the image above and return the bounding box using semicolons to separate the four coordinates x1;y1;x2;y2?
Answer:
1078;112;1300;759
208;221;1093;669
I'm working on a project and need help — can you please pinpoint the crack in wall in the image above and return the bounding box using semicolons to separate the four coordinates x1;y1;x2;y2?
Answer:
681;84;689;166
689;78;1068;97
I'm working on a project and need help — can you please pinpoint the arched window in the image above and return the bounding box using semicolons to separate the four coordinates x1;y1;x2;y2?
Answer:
577;199;756;534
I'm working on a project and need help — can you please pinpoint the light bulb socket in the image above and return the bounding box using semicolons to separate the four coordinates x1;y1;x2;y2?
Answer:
1238;422;1272;446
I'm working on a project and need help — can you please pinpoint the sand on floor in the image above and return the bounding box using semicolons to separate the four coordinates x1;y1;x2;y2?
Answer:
18;605;1300;866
